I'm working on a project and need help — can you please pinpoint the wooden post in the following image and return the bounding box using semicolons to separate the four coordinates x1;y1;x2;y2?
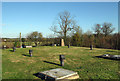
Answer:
59;55;65;66
90;45;93;50
20;32;22;48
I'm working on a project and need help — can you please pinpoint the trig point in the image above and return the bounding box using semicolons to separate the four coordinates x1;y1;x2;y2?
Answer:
60;39;64;46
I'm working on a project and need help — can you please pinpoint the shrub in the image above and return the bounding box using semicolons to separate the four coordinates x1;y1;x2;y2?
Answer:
14;41;21;48
14;41;17;47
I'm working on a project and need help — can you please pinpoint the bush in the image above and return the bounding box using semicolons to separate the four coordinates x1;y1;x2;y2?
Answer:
14;41;17;47
14;41;21;48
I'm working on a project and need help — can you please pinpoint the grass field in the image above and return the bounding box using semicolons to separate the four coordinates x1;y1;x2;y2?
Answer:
2;46;120;80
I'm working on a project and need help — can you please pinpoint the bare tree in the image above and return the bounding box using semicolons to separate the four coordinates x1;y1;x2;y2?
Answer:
27;31;43;46
93;24;102;37
73;26;82;36
50;11;77;45
38;33;43;44
101;23;115;36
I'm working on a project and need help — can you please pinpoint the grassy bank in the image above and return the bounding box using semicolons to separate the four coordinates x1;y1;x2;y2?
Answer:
2;46;120;79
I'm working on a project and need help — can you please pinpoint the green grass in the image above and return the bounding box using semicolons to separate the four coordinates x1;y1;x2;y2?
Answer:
2;46;120;79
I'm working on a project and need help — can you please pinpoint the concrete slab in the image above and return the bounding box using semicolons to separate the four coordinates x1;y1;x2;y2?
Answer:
39;68;79;81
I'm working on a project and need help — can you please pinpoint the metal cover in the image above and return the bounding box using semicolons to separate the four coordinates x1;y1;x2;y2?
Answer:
39;68;79;80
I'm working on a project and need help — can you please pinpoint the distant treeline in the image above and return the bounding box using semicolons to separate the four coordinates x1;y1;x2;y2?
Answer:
70;33;120;50
2;32;120;50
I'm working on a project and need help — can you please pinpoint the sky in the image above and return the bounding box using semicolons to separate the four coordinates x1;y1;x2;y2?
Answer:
2;2;118;38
